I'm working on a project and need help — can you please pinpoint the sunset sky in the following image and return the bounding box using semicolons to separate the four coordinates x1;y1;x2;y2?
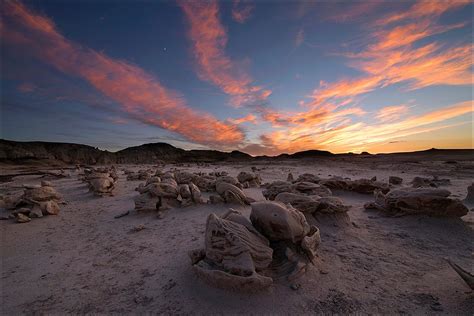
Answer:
1;0;472;155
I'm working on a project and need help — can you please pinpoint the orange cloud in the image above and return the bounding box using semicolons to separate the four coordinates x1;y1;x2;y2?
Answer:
327;1;383;23
308;1;472;108
232;0;255;23
375;0;471;26
228;114;257;125
179;0;270;108
2;1;243;147
17;82;36;93
256;101;473;154
376;105;409;122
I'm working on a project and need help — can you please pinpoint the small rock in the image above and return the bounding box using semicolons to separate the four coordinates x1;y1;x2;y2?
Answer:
16;213;31;223
290;283;301;290
389;176;403;185
29;206;43;218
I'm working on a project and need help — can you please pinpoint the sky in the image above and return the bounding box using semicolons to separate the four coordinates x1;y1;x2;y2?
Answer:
1;0;472;155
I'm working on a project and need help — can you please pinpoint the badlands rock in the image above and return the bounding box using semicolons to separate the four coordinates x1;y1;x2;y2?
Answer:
262;181;293;200
295;173;320;183
365;188;468;217
189;211;273;292
292;182;332;196
464;183;474;204
389;176;403;185
216;182;254;205
237;171;261;188
191;205;321;291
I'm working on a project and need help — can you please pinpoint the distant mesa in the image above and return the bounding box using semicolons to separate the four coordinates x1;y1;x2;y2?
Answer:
0;139;472;165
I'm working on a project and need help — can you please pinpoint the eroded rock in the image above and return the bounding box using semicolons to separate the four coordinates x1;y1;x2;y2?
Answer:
190;205;321;292
365;188;468;217
216;182;254;205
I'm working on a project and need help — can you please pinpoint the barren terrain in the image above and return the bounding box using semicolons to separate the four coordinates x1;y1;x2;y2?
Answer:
1;157;473;314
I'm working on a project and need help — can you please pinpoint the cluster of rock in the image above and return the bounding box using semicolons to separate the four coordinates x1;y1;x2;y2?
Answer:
189;201;321;291
81;167;118;196
132;169;261;216
237;171;261;188
411;176;451;188
134;170;203;216
262;176;350;223
125;169;153;181
364;188;468;217
320;177;390;194
0;181;62;223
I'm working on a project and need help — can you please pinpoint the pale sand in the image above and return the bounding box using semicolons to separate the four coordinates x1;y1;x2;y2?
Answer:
1;158;473;314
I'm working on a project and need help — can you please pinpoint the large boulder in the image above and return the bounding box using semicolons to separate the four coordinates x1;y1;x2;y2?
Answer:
190;206;321;292
189;211;273;292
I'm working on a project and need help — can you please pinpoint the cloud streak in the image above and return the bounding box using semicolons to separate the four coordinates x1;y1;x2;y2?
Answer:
306;0;472;108
232;0;255;23
2;0;244;147
179;0;270;108
256;101;472;154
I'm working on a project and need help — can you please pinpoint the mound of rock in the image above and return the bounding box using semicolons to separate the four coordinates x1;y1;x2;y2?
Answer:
212;182;254;205
2;181;63;223
83;167;117;196
262;181;293;200
320;177;389;194
364;188;468;217
295;173;320;183
464;183;474;204
292;182;332;196
134;171;202;216
237;171;261;188
190;203;321;291
126;169;152;181
275;192;350;224
411;176;451;188
389;176;403;185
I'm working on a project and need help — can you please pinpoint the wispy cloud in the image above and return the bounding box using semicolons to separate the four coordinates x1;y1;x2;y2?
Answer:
179;0;271;108
232;0;255;23
2;0;244;147
256;101;472;154
305;0;472;108
326;1;383;23
227;114;258;125
295;29;304;47
376;105;410;123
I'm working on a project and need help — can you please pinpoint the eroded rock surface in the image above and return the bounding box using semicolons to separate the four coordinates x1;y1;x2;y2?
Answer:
237;171;261;188
190;204;321;291
365;188;468;217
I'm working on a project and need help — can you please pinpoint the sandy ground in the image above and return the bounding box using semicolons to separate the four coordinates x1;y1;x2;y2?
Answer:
1;158;473;314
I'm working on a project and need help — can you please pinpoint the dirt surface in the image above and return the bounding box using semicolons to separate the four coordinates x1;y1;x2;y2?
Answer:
1;158;473;314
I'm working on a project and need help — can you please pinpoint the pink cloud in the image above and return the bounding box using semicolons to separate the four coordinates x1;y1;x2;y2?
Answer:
232;0;255;23
179;0;271;108
2;1;244;147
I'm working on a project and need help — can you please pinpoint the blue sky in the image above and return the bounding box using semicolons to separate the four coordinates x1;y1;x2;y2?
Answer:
1;0;472;154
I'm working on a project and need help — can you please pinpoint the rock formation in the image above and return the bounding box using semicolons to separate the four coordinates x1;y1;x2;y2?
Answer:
190;203;321;291
215;182;254;205
237;171;261;188
2;181;63;223
83;167;117;196
464;183;474;204
364;188;468;217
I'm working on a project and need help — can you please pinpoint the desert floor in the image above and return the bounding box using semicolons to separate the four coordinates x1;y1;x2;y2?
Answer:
1;158;473;314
